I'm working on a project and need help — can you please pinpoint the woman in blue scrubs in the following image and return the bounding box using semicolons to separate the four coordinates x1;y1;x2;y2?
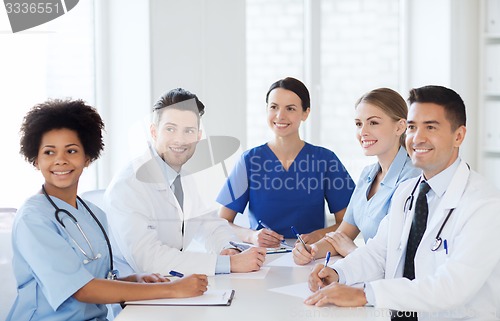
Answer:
292;88;421;265
217;77;355;248
7;99;208;321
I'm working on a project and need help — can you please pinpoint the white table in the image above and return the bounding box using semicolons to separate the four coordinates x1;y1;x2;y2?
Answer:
114;253;390;321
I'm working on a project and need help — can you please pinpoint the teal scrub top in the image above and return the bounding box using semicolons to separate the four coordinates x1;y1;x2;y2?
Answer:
7;194;109;321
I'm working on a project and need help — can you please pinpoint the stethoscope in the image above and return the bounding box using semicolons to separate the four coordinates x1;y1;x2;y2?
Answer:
403;179;455;252
42;185;118;280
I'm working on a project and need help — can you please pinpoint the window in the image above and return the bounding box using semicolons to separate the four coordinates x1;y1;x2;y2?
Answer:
246;0;401;180
0;1;95;207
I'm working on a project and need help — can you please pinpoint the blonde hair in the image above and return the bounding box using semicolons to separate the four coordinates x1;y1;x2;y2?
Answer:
355;88;408;146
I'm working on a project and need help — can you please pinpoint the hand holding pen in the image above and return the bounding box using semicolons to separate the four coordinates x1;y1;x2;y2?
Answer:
320;252;331;287
291;226;322;265
307;252;338;292
291;226;310;253
253;220;285;248
163;270;209;297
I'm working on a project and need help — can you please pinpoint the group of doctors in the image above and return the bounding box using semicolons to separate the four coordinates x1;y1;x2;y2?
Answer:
300;86;500;321
6;79;500;321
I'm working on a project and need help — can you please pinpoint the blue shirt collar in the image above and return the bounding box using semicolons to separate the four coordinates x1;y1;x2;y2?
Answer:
424;157;461;198
366;146;410;188
151;144;179;188
381;146;411;188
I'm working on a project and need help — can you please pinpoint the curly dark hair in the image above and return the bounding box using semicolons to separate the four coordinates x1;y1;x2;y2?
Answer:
20;99;105;166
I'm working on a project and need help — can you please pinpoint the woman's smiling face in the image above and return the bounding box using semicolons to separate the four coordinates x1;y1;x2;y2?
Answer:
35;128;89;197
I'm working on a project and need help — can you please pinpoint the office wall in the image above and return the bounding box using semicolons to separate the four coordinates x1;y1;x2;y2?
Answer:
94;0;480;188
94;0;152;187
149;0;246;144
406;0;479;168
95;0;246;188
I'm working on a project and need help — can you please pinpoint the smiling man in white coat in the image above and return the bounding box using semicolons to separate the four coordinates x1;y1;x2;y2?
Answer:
105;88;266;277
304;85;500;321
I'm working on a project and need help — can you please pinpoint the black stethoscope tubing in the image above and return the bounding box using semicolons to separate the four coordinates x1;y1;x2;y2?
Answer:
431;208;454;251
42;185;115;279
403;178;455;252
404;178;421;213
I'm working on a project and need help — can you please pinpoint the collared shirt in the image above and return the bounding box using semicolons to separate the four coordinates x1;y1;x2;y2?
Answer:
363;157;462;306
424;157;461;220
152;147;230;274
343;146;421;241
151;147;180;190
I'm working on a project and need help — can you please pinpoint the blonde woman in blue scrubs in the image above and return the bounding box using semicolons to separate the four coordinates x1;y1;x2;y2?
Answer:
293;88;421;264
7;99;208;321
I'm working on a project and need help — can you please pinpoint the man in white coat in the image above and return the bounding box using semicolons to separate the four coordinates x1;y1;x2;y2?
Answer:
303;85;500;321
105;88;266;277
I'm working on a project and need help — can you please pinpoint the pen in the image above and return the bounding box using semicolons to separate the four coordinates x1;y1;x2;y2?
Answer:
169;270;184;278
291;226;310;253
259;220;287;245
444;239;448;255
258;220;272;230
324;251;331;267
319;251;331;289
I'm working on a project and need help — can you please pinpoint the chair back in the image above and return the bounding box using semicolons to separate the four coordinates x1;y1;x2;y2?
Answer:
80;189;106;210
0;208;17;320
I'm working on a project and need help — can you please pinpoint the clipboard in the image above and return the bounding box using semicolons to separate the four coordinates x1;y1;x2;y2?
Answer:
268;241;294;254
230;241;293;254
266;246;293;254
125;289;235;306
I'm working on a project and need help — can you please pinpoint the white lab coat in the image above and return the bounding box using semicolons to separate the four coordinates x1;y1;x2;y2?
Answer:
104;148;236;276
334;160;500;320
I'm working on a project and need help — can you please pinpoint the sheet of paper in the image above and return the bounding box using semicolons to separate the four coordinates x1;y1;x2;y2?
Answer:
268;282;313;300
266;252;317;268
229;267;270;279
125;289;234;306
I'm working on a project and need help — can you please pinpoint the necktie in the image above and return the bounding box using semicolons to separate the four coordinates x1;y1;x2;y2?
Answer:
404;180;431;280
392;181;431;321
173;174;184;211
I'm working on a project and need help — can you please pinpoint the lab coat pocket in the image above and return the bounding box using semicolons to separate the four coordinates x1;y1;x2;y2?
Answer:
433;247;448;267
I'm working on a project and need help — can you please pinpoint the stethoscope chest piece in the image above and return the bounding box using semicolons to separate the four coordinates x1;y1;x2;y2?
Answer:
42;185;115;279
431;237;442;251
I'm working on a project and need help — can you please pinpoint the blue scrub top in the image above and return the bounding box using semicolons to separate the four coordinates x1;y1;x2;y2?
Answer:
7;194;110;321
343;146;421;242
217;143;355;238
